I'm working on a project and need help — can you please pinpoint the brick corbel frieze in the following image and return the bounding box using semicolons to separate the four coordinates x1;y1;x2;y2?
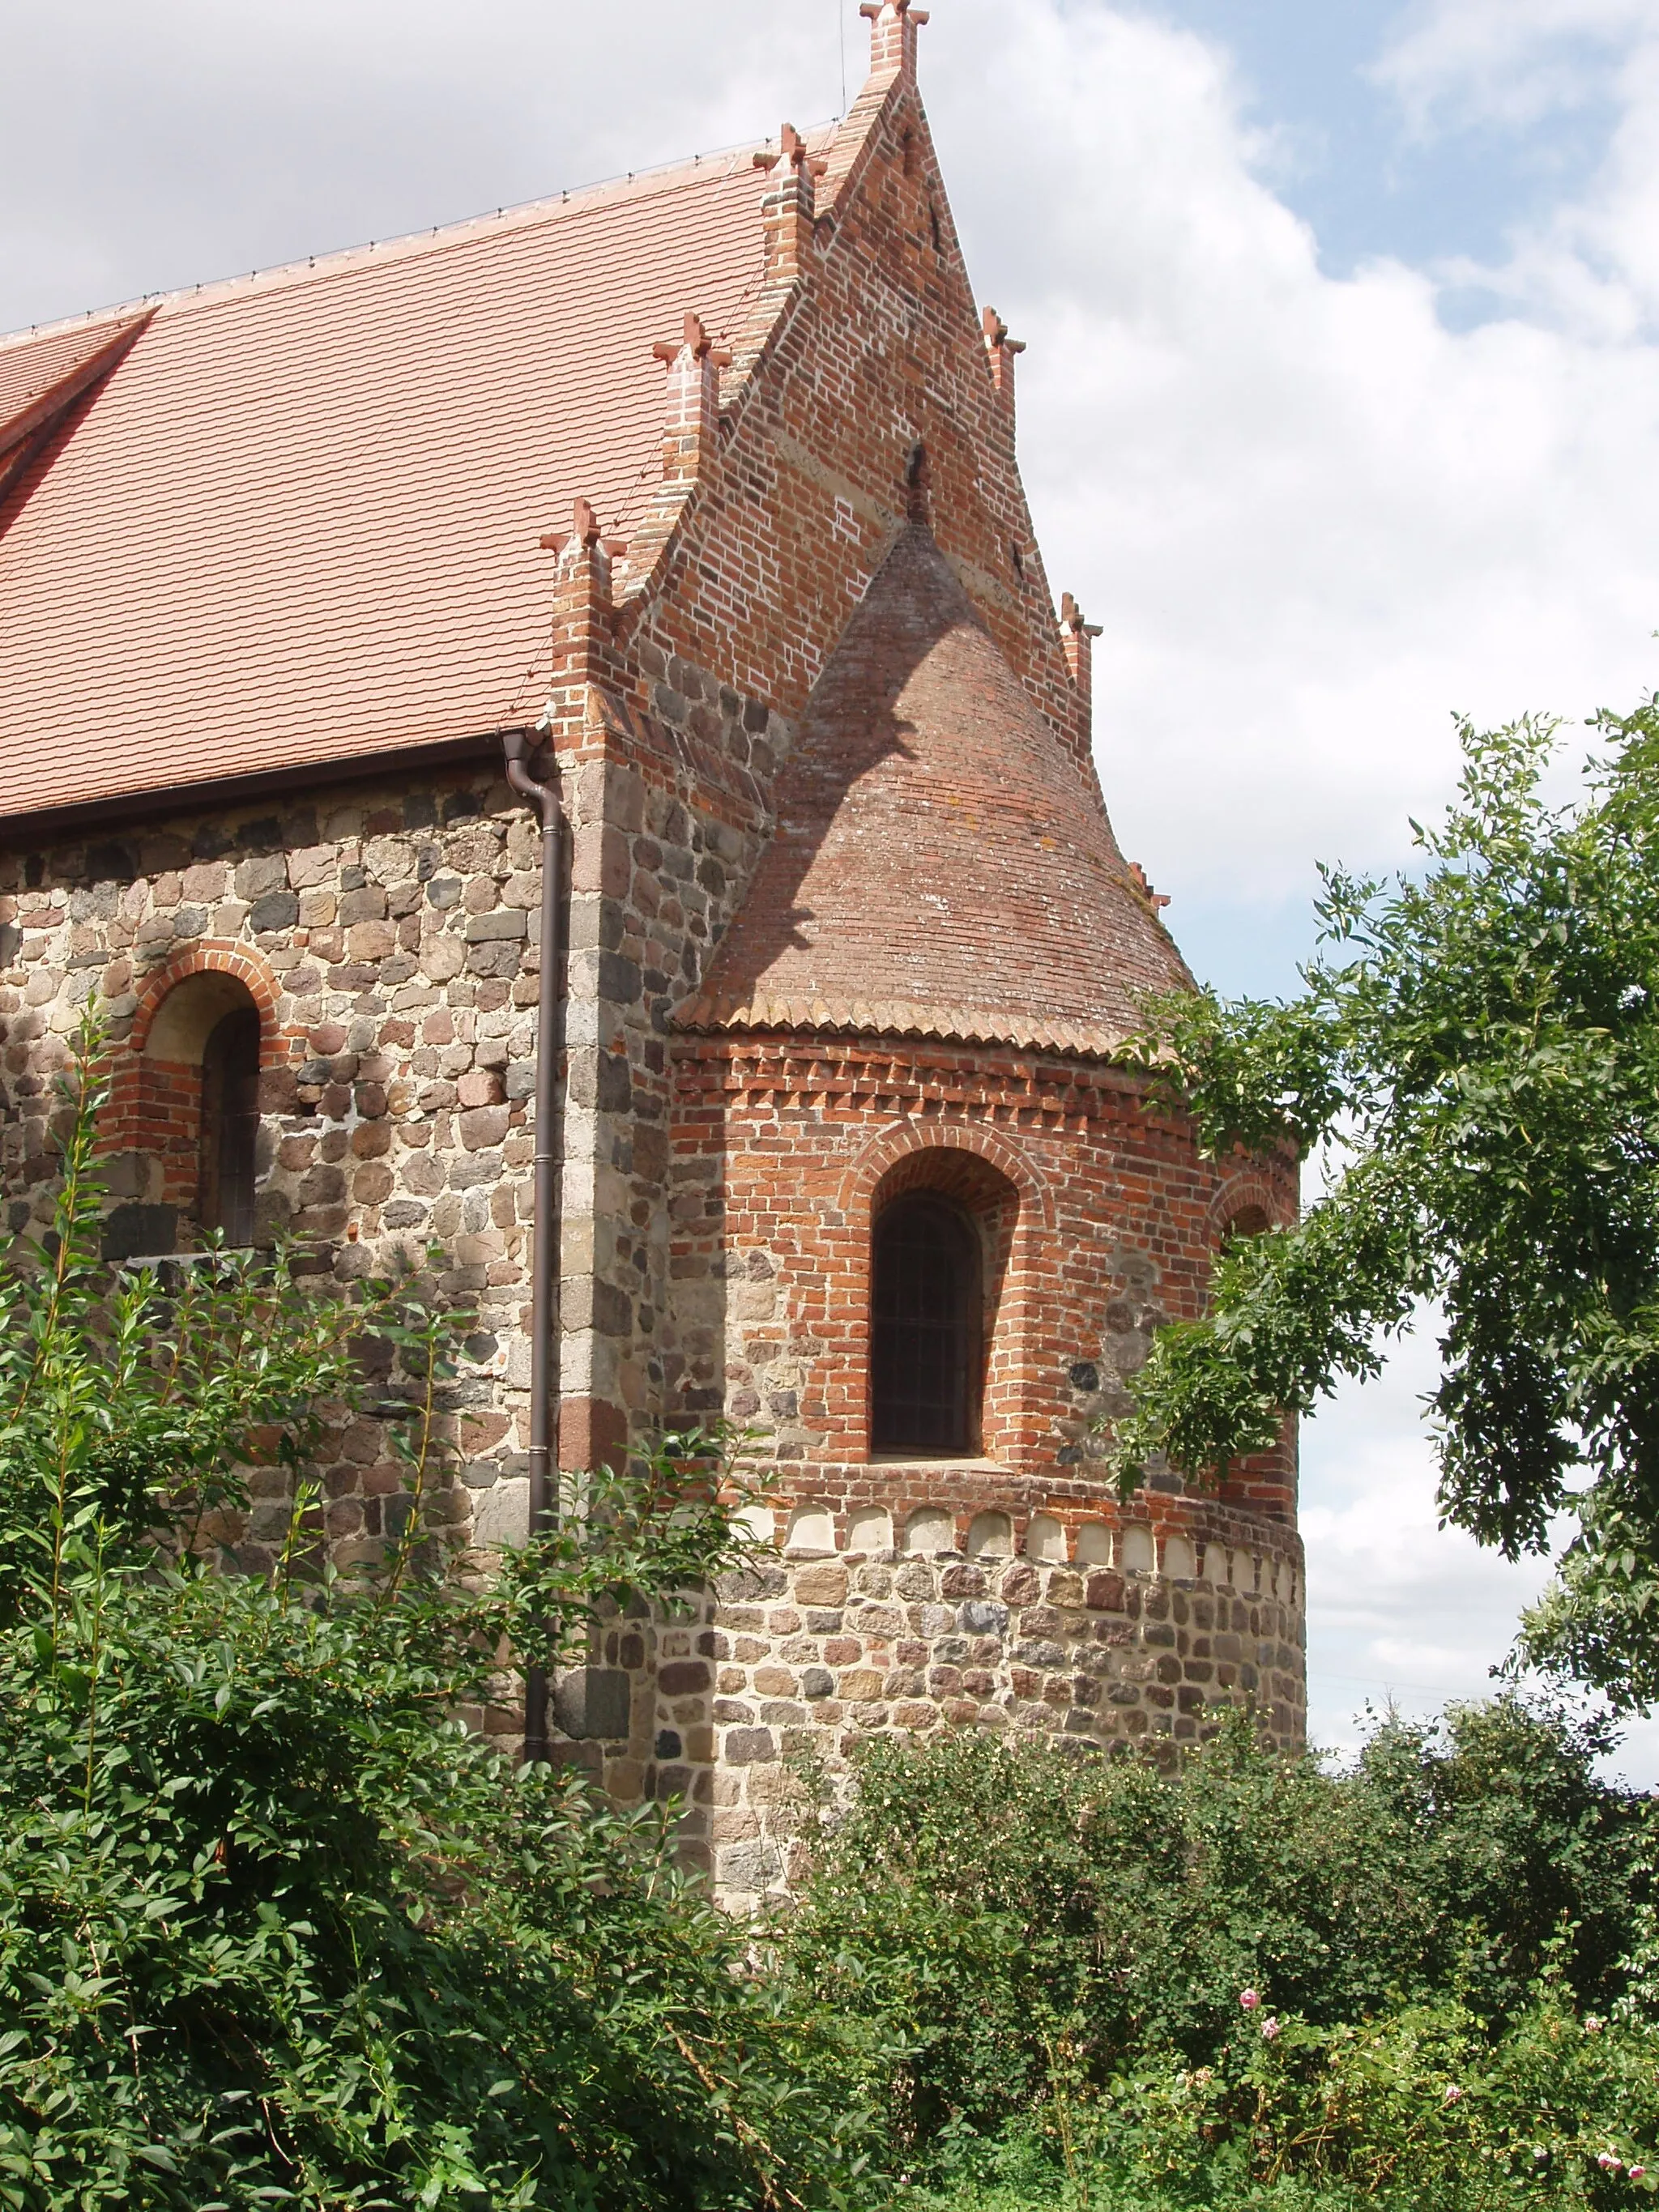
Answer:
672;1031;1178;1141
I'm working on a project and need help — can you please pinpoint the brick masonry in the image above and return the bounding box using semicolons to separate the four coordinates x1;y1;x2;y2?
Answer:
0;6;1306;1911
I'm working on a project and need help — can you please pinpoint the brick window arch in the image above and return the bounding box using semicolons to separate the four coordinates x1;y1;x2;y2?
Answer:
871;1191;982;1455
104;967;271;1259
851;1132;1033;1464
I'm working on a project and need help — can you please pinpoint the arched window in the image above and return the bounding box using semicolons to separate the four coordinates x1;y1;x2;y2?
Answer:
198;1004;262;1245
1221;1203;1272;1247
104;971;266;1261
871;1192;981;1455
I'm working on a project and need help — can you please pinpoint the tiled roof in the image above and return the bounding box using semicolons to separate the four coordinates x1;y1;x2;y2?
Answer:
678;525;1189;1057
0;314;149;444
0;151;785;825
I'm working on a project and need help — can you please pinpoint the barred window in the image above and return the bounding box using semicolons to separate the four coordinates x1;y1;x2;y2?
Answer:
871;1192;980;1455
198;1004;262;1247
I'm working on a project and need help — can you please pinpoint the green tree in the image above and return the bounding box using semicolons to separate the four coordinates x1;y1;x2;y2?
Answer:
0;1018;872;2210
1110;699;1659;1708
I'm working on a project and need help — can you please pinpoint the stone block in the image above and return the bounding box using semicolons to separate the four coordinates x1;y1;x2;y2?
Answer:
960;1600;1009;1636
722;1727;776;1764
465;910;527;942
249;890;300;933
1085;1571;1126;1613
718;1839;783;1893
459;1106;510;1150
553;1667;632;1741
791;1563;847;1607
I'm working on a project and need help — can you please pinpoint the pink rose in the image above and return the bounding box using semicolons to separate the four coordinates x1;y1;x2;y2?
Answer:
1239;1988;1261;2010
1586;2015;1606;2034
1600;2151;1623;2171
1631;2166;1647;2180
1260;2017;1281;2041
1444;2085;1463;2104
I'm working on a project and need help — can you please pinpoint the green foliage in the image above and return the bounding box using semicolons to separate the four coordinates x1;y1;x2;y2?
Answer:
1108;701;1659;1707
781;1707;1656;2206
12;1014;1658;2209
0;1019;875;2210
898;1993;1659;2209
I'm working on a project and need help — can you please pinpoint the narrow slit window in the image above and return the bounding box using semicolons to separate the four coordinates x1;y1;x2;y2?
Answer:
198;1005;261;1246
871;1193;980;1455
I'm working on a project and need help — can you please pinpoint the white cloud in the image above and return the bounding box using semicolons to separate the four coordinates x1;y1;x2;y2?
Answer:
1375;1;1659;339
1375;0;1657;134
917;1;1659;910
1299;1326;1659;1785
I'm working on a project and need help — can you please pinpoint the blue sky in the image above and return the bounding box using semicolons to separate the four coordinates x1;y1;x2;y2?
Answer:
6;0;1659;1777
1158;0;1617;285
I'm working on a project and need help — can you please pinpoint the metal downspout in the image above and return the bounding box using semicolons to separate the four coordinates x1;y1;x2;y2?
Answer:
501;726;564;1764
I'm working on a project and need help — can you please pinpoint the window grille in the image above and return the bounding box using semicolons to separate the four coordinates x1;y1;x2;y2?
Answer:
198;1005;261;1247
871;1191;980;1453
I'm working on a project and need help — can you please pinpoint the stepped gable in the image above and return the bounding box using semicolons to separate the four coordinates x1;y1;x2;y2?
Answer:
678;523;1188;1059
0;147;794;826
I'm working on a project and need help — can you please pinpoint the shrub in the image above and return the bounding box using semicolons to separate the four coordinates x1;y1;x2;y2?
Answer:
0;1020;875;2210
783;1706;1656;2205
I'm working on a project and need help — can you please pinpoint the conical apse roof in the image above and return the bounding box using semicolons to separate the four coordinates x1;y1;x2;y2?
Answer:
678;525;1188;1058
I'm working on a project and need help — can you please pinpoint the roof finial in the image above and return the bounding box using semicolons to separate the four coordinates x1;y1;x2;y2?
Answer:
650;312;731;484
981;304;1026;416
753;126;830;284
536;495;621;695
1128;862;1171;912
753;122;829;180
652;311;731;366
539;495;608;555
859;0;929;81
1060;593;1103;752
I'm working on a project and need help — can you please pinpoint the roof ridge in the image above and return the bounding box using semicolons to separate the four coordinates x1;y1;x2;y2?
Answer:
0;123;838;354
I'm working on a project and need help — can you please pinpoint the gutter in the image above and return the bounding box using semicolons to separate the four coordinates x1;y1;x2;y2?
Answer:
0;731;504;850
501;724;565;1764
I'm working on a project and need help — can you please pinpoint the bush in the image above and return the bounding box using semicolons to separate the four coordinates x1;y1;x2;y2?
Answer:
0;1021;875;2210
782;1706;1657;2206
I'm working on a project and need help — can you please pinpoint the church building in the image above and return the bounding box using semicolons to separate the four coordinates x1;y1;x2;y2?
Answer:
0;2;1303;1903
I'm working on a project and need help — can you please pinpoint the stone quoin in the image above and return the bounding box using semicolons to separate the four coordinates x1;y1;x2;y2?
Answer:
0;0;1303;1907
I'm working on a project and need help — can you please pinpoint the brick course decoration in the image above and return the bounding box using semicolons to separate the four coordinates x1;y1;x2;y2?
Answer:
0;0;1305;1912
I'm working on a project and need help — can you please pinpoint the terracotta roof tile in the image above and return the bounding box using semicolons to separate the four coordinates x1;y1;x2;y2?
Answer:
678;525;1189;1054
0;152;781;823
0;315;149;441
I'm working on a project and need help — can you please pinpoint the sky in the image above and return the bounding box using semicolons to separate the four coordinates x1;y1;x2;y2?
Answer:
6;0;1659;1779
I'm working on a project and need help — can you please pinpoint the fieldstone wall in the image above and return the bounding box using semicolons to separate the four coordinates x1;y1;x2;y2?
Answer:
603;1515;1304;1908
0;763;540;1589
714;1528;1303;1903
547;662;795;1474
